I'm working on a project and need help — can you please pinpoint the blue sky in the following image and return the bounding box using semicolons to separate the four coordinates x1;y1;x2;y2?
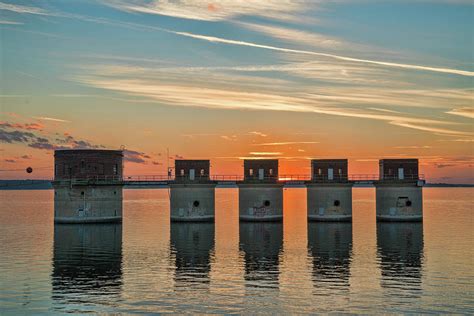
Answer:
0;0;473;182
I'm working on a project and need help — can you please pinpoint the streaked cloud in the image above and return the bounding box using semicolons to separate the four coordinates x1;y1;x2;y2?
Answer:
104;0;308;22
0;2;49;15
248;131;268;137
33;116;71;123
249;152;283;156
253;141;319;146
446;107;474;119
169;30;474;77
0;20;23;25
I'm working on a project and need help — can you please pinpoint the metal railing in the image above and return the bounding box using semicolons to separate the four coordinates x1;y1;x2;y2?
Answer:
52;173;425;184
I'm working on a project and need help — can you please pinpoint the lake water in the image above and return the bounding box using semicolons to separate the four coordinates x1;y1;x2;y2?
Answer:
0;188;473;314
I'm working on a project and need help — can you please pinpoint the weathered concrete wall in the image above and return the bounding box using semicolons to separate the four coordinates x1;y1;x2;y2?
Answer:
170;222;215;287
307;184;353;221
376;184;423;221
170;184;216;221
52;223;122;298
239;222;283;286
238;184;284;221
54;149;123;180
307;222;352;286
54;185;123;223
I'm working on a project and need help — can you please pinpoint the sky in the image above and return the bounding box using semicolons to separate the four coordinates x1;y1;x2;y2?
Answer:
0;0;473;183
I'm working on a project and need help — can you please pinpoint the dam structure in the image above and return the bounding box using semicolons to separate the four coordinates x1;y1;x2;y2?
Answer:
53;149;123;223
50;150;425;224
170;160;217;222
375;159;424;222
307;159;353;222
238;159;284;222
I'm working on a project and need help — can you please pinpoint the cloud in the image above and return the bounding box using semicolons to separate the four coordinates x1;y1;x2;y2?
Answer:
446;107;474;119
0;121;44;131
237;21;350;51
0;2;50;15
123;149;151;164
0;129;36;143
0;122;103;151
389;121;471;136
104;0;307;22
169;30;473;77
253;141;319;146
249;152;283;156
0;20;23;25
73;75;471;137
436;163;455;168
33;116;71;123
248;131;268;137
394;145;433;149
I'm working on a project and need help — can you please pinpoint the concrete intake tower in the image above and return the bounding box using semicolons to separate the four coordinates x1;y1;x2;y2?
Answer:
53;149;124;223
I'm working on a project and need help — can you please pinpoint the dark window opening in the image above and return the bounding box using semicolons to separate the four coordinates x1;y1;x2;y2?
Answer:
81;191;85;196
406;200;412;207
264;200;271;207
193;200;200;207
334;200;341;207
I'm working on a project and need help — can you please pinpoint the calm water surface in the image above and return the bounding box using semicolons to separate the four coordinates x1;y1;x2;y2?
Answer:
0;188;473;314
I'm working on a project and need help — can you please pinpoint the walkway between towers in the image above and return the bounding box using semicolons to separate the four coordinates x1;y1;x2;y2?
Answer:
61;174;425;188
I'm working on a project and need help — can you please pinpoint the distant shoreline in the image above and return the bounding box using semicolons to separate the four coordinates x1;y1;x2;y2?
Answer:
0;180;472;190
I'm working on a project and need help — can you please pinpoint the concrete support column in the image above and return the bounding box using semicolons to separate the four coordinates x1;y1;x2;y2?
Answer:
54;185;123;223
170;184;216;222
238;184;284;222
375;184;423;222
307;183;353;222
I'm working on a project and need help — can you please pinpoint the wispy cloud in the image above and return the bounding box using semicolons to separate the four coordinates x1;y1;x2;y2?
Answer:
72;75;471;137
249;152;283;156
104;0;307;22
248;131;268;137
446;107;474;119
253;141;319;146
237;21;348;50
33;116;71;123
169;30;473;77
0;20;23;25
394;145;433;149
0;2;49;15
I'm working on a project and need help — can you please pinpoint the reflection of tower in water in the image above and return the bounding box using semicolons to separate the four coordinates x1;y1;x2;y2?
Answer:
239;222;283;288
307;223;352;289
377;223;424;294
52;224;122;306
170;222;215;288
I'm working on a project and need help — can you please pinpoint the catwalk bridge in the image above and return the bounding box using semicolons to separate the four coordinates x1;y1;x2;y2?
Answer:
61;174;425;187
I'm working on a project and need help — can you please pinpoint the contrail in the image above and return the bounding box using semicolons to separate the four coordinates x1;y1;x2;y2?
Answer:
171;31;473;77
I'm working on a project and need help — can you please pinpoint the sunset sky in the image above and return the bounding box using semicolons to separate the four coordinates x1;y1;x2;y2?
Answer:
0;0;473;183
